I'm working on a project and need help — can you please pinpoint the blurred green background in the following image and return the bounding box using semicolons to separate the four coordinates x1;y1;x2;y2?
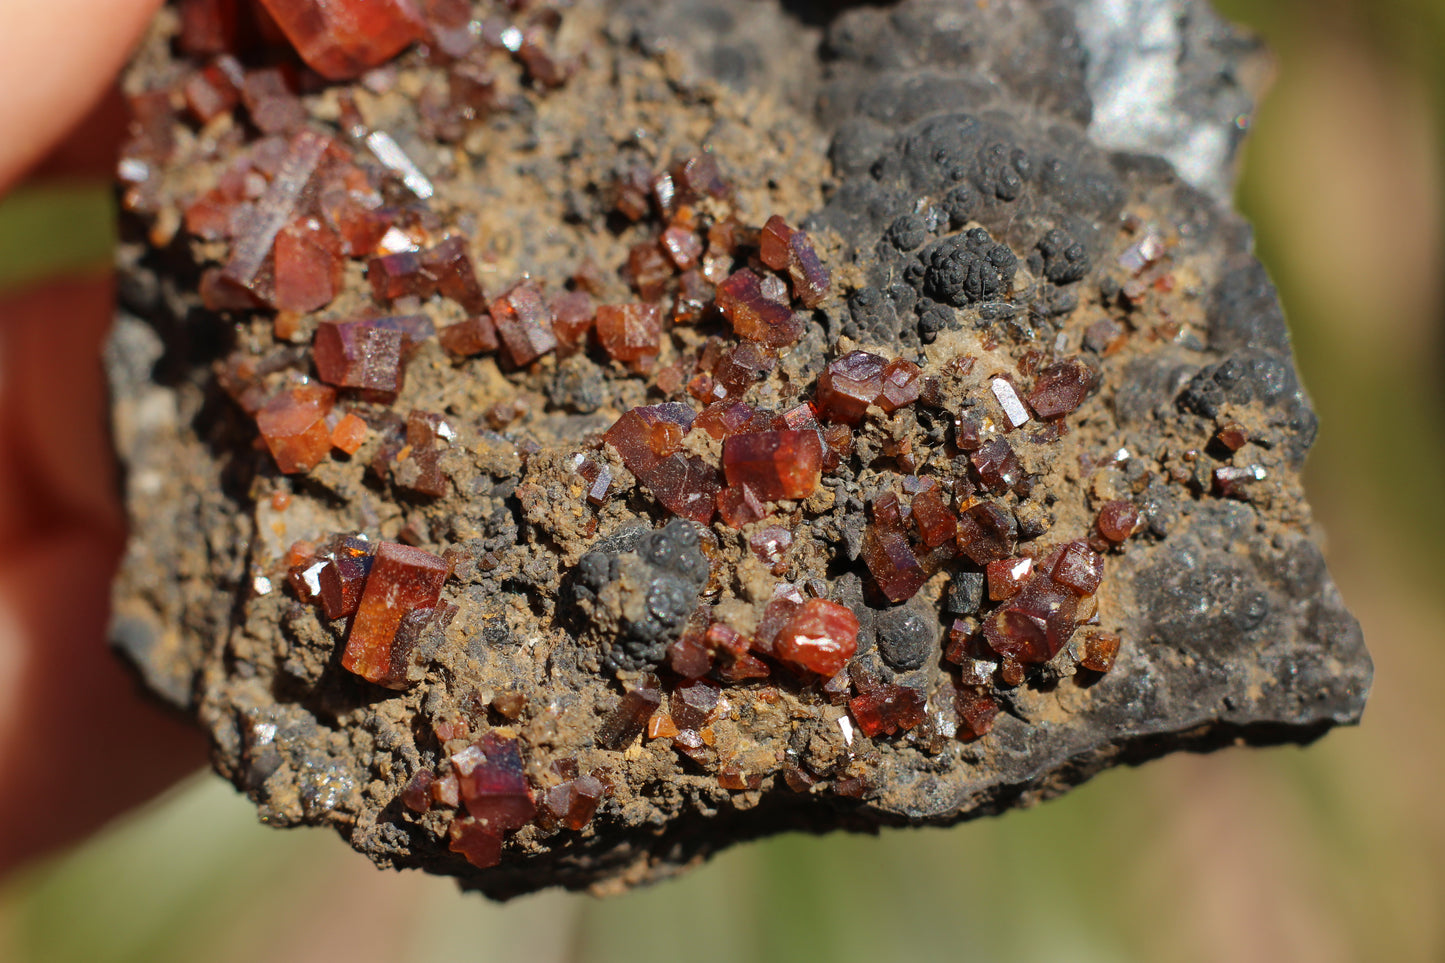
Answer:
2;0;1442;959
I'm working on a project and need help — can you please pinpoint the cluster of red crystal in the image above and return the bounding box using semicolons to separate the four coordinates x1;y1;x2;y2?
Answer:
849;675;927;738
603;404;721;523
979;540;1103;665
814;351;923;425
859;479;991;604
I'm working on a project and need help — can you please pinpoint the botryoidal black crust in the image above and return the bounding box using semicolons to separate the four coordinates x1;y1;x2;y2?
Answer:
572;520;712;672
108;0;1371;899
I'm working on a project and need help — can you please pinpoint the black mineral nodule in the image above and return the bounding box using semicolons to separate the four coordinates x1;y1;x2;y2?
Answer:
923;228;1018;306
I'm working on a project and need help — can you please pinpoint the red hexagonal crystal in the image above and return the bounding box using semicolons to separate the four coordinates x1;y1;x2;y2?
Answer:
256;0;426;80
341;542;447;687
1078;630;1121;673
212;129;332;309
448;816;502;868
956;501;1018;565
849;683;926;737
787;229;831;308
492;280;558;367
774;599;859;677
721;430;823;502
1027;357;1097;420
877;358;923;412
604;405;720;523
313;318;405;394
982;576;1080;664
274;215;344;313
596;303;662;362
451;732;535;832
910;488;957;548
715;269;804;346
862;526;927;602
1052;540;1104;595
438;316;499;357
255;383;335;474
1096;500;1140;543
316;535;373;619
955;688;999;740
815;351;886;425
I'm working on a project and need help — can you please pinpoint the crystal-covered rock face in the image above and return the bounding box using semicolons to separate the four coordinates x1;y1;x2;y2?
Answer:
112;0;1367;902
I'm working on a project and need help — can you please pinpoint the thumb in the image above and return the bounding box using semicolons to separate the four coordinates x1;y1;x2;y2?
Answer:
0;0;163;192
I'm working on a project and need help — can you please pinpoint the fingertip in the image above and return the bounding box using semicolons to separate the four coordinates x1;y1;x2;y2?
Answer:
0;0;164;191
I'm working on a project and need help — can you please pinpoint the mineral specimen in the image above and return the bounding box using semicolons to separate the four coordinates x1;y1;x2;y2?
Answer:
110;0;1369;902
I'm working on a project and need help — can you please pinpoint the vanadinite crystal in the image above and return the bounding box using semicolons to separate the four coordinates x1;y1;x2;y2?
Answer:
605;404;720;523
774;599;859;676
255;383;335;473
492;281;558;367
257;0;426;80
452;732;536;831
596;303;662;362
313;318;405;393
715;269;804;346
721;430;823;502
342;542;447;687
815;351;886;424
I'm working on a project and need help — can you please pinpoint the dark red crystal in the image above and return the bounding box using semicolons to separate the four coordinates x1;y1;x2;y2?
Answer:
721;430;823;502
598;680;662;750
1026;357;1097;420
1096;500;1140;543
256;0;426;81
492;281;558;367
862;527;927;603
451;732;535;832
849;683;926;737
815;351;886;424
955;502;1018;565
716;269;804;346
314;318;405;394
342;542;447;687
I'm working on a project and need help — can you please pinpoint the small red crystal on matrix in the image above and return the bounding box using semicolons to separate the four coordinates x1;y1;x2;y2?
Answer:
604;405;721;523
213;129;332;309
815;351;887;424
492;281;559;367
255;383;335;473
451;732;536;831
1026;357;1097;420
313;318;405;393
849;682;926;737
721;430;823;502
439;316;499;358
448;817;502;869
330;411;368;454
1078;631;1121;673
774;599;859;677
341;542;447;687
596;303;663;362
316;535;373;619
1096;500;1140;543
862;527;927;603
598;680;662;750
274;216;344;312
257;0;427;80
715;269;804;347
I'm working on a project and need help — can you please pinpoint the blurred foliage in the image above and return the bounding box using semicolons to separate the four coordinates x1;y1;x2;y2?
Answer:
2;1;1443;961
